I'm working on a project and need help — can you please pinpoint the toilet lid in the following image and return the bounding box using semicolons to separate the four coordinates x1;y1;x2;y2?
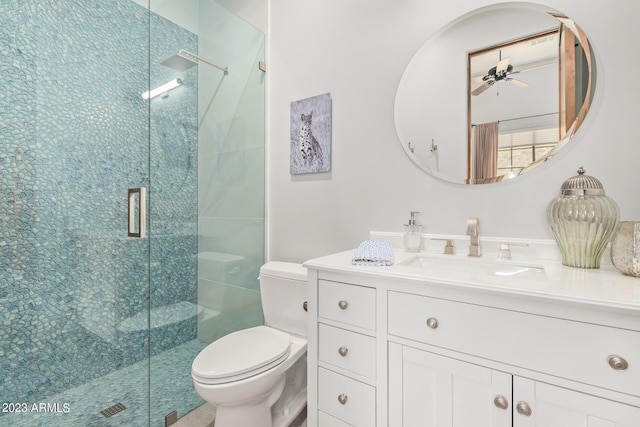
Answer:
192;326;291;384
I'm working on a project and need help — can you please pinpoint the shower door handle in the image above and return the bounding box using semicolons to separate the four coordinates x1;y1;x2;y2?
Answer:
128;187;147;238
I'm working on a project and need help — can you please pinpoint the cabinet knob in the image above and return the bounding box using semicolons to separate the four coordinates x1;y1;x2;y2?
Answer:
516;401;532;417
493;395;509;410
426;317;439;329
338;346;349;357
303;300;308;312
338;394;348;405
608;355;629;371
338;300;349;310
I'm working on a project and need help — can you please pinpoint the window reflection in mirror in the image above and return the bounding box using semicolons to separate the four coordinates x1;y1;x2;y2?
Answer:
468;20;591;184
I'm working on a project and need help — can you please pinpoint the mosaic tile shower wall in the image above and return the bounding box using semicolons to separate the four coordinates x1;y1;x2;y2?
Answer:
0;0;197;409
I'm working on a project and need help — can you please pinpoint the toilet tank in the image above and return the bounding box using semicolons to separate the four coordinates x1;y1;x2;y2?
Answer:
259;262;308;338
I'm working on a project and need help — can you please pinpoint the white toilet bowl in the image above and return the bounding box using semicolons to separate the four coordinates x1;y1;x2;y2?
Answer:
192;262;308;427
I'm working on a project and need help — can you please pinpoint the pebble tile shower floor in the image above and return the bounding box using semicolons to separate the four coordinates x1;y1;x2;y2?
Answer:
0;339;207;427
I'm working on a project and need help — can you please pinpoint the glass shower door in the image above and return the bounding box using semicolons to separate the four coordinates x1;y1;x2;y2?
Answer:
147;8;201;426
1;1;152;426
1;1;265;425
148;0;266;424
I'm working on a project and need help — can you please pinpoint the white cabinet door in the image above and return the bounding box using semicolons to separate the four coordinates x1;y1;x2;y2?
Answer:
514;377;640;427
389;343;512;427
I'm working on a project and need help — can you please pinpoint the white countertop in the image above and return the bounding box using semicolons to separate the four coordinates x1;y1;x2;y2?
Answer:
304;248;640;314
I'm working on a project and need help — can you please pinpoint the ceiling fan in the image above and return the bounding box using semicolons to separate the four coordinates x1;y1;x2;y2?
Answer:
471;55;529;96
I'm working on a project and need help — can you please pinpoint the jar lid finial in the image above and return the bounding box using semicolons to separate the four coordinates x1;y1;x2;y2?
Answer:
560;166;605;196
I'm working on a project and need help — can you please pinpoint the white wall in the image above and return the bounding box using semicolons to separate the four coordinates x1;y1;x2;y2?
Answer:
268;0;640;263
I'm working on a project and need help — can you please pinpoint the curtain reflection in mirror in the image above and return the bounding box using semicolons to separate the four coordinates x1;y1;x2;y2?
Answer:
470;121;499;184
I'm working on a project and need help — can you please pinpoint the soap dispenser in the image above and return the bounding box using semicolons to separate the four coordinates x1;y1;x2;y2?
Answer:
404;211;422;252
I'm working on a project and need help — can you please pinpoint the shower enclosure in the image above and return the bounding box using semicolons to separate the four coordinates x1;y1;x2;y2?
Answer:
0;0;265;425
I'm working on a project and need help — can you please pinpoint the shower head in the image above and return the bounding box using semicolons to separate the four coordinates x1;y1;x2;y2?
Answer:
161;49;229;75
161;52;197;72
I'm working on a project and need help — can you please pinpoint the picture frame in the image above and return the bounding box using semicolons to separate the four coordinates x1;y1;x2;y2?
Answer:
290;93;332;174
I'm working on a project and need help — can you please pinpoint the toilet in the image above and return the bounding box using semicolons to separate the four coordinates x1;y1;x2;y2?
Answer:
192;262;308;427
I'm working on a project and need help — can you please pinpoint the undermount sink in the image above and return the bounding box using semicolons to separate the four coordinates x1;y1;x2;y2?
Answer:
398;255;547;281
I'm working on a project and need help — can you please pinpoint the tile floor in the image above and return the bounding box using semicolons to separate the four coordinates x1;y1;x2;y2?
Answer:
0;339;207;427
174;404;307;427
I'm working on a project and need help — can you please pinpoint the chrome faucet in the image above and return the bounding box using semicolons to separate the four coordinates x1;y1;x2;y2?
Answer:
466;218;481;257
497;242;529;260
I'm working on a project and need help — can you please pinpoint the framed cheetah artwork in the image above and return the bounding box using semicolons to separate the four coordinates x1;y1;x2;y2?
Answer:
290;93;332;174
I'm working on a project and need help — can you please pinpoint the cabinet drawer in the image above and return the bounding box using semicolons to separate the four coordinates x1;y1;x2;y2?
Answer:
388;290;640;397
319;323;376;379
318;411;353;427
318;367;376;426
319;280;375;330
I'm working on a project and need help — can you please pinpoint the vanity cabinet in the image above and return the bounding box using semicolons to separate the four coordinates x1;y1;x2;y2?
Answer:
387;290;640;427
389;344;640;427
389;343;512;426
305;251;640;427
315;280;377;426
387;291;640;398
512;376;640;427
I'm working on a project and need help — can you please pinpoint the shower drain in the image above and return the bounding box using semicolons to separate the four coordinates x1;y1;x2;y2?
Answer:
100;402;127;418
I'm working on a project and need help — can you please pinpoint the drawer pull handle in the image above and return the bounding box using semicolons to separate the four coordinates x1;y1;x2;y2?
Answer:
338;346;349;357
338;394;348;405
516;401;532;417
338;300;349;310
608;355;629;371
303;300;308;312
493;395;509;410
426;317;439;329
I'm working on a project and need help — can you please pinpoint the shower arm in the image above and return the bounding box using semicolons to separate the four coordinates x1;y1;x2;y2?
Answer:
177;49;229;75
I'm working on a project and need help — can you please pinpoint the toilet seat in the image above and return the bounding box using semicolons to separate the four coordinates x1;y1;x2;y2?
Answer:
192;326;292;385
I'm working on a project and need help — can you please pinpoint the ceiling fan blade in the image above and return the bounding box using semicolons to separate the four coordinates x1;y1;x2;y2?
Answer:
508;78;529;87
496;57;511;73
472;81;493;96
472;75;485;83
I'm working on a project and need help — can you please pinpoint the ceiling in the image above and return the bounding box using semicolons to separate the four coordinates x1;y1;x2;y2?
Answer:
470;30;559;83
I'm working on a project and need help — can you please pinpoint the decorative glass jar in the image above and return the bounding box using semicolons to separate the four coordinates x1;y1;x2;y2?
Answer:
546;167;619;268
610;222;640;277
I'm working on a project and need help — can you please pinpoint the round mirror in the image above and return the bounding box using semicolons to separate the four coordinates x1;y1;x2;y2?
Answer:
394;2;595;185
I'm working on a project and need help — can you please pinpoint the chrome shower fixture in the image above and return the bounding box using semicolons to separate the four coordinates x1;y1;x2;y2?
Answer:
141;78;183;99
161;49;229;75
